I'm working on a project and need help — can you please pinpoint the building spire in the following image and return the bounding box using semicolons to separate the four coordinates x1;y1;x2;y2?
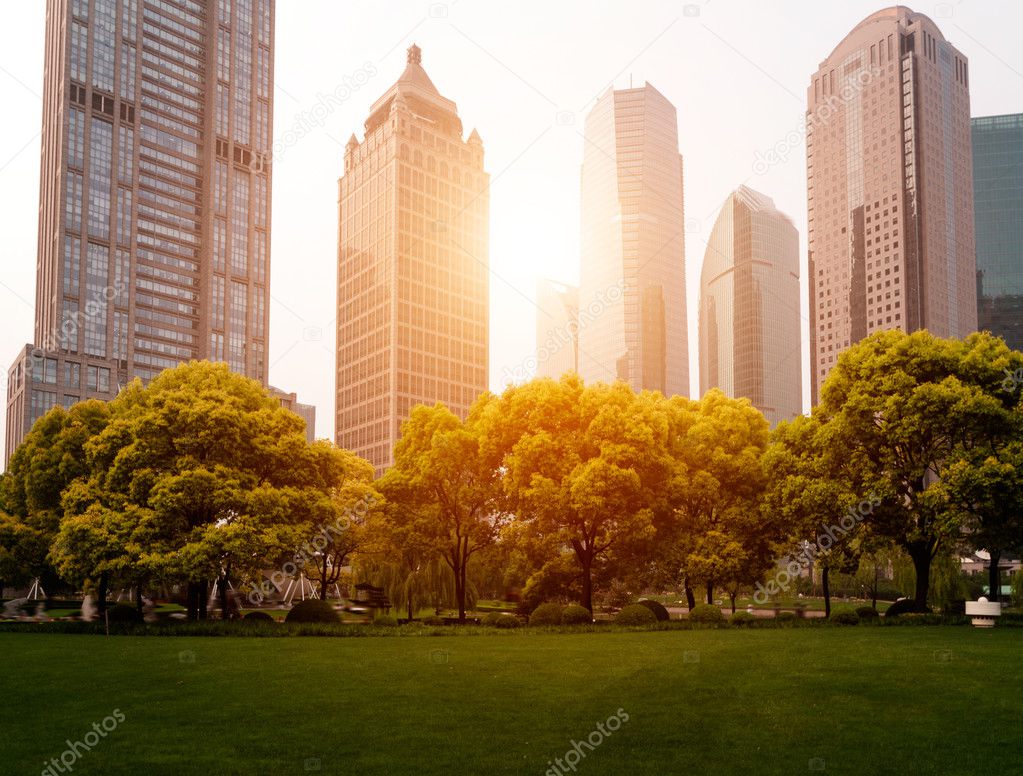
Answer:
407;44;422;65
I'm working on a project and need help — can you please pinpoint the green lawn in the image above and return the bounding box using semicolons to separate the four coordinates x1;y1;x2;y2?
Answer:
1;628;1017;775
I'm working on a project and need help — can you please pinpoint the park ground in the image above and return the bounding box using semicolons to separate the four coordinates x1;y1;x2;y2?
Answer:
1;627;1019;775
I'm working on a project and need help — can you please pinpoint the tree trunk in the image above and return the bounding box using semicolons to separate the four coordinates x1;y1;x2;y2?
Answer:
454;553;467;622
988;549;1001;602
220;571;230;620
98;572;109;616
872;563;879;609
580;555;593;613
186;581;199;620
907;544;932;608
683;582;696;611
822;565;831;618
705;583;714;606
407;597;414;622
135;584;144;612
199;580;209;620
729;591;737;614
320;556;329;601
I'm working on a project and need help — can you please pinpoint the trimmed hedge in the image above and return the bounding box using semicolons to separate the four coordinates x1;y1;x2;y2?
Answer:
106;603;143;623
616;604;657;626
284;599;341;624
776;611;797;623
885;599;931;618
637;599;670;622
829;611;860;626
528;603;564;626
687;604;725;624
242;611;274;622
730;611;756;626
422;615;446;626
561;605;593;625
856;606;880;621
374;615;399;627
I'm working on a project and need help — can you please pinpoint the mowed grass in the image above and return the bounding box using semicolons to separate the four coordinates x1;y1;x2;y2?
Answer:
1;628;1018;775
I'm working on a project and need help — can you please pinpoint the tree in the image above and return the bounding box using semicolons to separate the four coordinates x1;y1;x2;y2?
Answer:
58;362;354;619
480;376;670;613
815;331;1018;607
659;390;772;607
764;414;874;617
294;444;379;601
378;402;506;622
0;400;111;605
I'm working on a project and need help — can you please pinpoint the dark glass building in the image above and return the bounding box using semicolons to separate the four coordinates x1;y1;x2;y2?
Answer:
972;113;1023;351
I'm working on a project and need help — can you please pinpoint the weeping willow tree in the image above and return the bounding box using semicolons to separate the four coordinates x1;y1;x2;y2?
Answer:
357;557;478;621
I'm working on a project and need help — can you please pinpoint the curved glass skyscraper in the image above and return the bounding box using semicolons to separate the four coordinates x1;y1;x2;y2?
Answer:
699;186;801;426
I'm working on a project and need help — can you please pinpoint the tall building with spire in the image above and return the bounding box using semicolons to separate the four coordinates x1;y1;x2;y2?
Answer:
807;7;976;402
336;45;489;473
5;0;295;466
699;186;801;426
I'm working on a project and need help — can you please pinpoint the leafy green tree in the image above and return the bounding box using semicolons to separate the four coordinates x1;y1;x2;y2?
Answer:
660;390;772;606
378;402;507;621
0;400;111;605
58;362;354;619
815;330;1018;606
480;376;670;613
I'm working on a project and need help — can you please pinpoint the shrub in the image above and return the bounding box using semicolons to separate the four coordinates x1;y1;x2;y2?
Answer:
637;599;670;622
242;611;274;622
493;614;522;629
528;603;564;626
856;606;880;621
829;611;859;626
422;615;446;626
884;598;931;618
561;605;593;625
284;599;341;624
775;611;797;624
730;611;756;626
106;603;143;623
883;612;946;626
687;604;724;624
482;611;513;627
616;604;657;626
374;615;399;627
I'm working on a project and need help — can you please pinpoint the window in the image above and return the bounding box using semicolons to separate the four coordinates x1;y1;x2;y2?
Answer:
91;0;116;92
231;170;249;274
84;243;109;357
70;22;88;83
32;357;58;384
64;361;81;388
87;118;113;239
67;108;85;168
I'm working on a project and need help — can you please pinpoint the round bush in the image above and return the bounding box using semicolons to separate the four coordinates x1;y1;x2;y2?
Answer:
242;611;274;622
856;606;880;621
561;605;593;625
829;611;859;626
884;598;930;618
687;604;725;624
730;611;756;626
493;614;522;629
106;603;143;623
374;615;399;627
775;611;797;623
615;604;657;626
482;611;510;627
284;599;341;624
637;599;670;622
422;615;446;626
528;602;564;626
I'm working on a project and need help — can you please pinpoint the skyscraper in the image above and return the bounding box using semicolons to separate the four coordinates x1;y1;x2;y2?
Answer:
336;45;489;474
5;0;285;467
578;83;688;397
807;7;976;403
972;113;1023;352
699;186;801;426
534;279;578;380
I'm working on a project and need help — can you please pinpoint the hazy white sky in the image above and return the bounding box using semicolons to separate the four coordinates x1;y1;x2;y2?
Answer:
1;0;1021;451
